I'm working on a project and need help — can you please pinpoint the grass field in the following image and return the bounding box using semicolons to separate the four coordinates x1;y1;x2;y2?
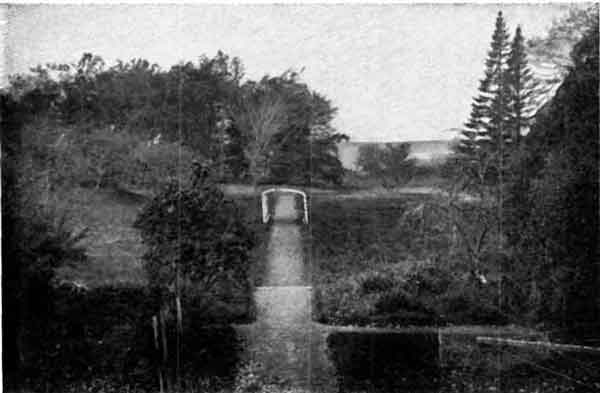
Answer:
54;185;269;288
55;187;148;287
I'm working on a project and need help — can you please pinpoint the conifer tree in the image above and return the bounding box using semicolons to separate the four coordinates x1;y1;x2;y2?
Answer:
457;11;511;187
502;26;541;251
506;26;539;145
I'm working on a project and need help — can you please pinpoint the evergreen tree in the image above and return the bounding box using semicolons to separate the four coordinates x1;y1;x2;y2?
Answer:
507;23;599;331
506;26;539;145
502;26;540;242
456;11;511;187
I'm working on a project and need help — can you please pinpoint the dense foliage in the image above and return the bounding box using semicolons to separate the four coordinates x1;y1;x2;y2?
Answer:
308;196;506;327
503;22;599;334
356;143;417;188
6;52;347;188
527;4;599;81
133;164;256;308
8;284;242;392
229;71;348;186
2;94;87;386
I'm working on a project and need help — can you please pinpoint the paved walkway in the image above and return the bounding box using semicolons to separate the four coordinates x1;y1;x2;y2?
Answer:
262;222;306;286
235;194;335;391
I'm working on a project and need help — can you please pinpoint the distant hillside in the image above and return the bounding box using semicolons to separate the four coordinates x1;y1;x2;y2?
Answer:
338;139;457;170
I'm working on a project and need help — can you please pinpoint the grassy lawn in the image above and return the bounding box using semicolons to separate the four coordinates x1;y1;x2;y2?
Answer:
55;187;148;287
54;185;269;288
50;184;267;321
54;183;422;289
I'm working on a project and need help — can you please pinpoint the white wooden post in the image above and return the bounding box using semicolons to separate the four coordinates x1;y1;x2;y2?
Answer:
303;193;308;224
261;191;269;223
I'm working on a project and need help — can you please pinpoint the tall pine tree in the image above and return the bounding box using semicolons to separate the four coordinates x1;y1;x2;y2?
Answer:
503;26;540;236
506;26;539;145
456;11;511;187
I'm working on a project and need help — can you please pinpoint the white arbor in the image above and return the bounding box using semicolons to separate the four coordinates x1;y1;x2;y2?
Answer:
261;188;308;224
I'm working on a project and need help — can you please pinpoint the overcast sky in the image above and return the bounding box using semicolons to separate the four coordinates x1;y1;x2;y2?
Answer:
3;4;571;142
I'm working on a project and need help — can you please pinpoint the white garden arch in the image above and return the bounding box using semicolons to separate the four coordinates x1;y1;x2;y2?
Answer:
261;187;309;224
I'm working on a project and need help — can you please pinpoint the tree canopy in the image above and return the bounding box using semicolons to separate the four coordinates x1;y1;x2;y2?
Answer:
356;143;416;188
5;52;347;189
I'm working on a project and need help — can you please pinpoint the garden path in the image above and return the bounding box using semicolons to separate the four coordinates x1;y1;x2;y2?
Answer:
262;195;305;286
235;194;335;391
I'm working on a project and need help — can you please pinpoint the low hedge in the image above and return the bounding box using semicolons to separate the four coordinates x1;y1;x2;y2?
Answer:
13;284;245;392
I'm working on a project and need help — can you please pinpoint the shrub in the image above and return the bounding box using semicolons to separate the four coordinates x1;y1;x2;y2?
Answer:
402;260;507;324
18;284;243;392
26;285;158;390
327;331;440;391
131;139;197;191
439;283;506;325
360;272;395;294
375;287;423;314
133;163;256;309
404;262;454;297
70;127;140;189
2;185;88;386
313;278;375;325
307;194;515;326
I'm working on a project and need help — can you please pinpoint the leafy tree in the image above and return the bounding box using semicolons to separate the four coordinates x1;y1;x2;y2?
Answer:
95;58;162;132
7;51;347;189
221;121;249;181
232;71;347;186
527;4;599;82
51;53;106;123
74;127;139;188
267;88;348;186
303;130;348;187
232;81;290;184
357;143;416;188
132;138;197;192
163;53;243;156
